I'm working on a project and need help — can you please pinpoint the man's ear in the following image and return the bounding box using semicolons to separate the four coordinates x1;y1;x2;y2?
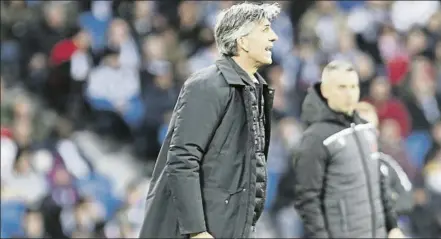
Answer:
238;36;249;53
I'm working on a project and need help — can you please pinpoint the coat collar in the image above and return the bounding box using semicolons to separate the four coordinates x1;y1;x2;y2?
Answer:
215;56;268;86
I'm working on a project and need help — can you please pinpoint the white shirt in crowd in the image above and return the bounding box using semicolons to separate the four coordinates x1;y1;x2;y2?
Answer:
86;65;141;106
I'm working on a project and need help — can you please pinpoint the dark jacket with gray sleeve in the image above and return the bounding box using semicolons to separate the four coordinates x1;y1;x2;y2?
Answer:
292;84;397;238
138;56;274;238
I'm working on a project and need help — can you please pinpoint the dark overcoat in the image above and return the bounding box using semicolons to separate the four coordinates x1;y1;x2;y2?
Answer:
138;56;274;238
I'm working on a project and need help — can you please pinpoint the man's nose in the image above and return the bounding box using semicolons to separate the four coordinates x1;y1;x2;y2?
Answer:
270;29;278;42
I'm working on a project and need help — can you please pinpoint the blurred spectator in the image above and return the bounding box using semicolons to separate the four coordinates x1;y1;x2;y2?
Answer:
390;1;440;33
2;147;48;204
60;196;106;237
377;25;410;87
19;2;77;78
347;1;390;64
299;1;347;54
40;167;80;239
365;75;411;137
2;92;54;144
85;47;144;137
405;27;431;59
21;208;49;238
140;58;178;156
280;39;322;117
78;0;113;52
140;32;170;71
268;65;287;115
103;179;148;238
266;116;304;238
175;1;210;58
401;57;441;131
40;117;93;179
26;52;49;96
0;1;39;35
379;118;418;180
107;18;141;69
188;41;218;74
355;52;376;98
331;29;363;64
46;26;92;118
0;0;40;80
130;1;168;40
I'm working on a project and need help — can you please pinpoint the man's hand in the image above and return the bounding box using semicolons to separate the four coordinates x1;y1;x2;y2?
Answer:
388;228;405;238
190;231;214;238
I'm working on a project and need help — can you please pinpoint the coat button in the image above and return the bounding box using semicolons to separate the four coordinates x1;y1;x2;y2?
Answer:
243;189;246;192
225;199;229;204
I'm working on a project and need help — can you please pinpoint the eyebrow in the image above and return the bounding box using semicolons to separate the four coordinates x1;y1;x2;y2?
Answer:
327;64;354;72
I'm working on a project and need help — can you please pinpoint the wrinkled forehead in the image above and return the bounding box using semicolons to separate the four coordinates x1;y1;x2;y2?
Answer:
248;18;272;35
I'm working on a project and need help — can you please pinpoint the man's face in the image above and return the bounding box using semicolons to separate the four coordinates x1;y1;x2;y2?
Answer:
76;30;91;50
322;71;360;115
370;77;391;102
242;19;278;66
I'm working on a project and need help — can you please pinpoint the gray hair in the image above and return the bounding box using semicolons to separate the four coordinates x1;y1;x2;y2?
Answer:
214;2;281;56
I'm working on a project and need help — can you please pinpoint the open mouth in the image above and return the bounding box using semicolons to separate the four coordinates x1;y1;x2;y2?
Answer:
265;46;273;53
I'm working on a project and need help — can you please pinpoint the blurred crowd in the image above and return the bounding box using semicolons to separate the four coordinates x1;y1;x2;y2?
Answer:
0;0;440;238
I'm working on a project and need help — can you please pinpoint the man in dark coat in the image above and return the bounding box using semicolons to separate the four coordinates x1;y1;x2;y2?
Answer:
292;60;405;238
138;2;280;238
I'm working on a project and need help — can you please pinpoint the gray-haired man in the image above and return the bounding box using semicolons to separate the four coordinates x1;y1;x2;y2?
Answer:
138;2;279;238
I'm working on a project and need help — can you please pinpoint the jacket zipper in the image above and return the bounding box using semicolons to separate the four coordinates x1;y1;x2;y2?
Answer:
239;86;255;238
351;123;376;237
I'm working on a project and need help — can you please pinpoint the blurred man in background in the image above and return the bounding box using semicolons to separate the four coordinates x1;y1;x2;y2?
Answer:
139;2;279;238
292;60;404;238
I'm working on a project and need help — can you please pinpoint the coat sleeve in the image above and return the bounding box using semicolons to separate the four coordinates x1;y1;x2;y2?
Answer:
292;133;330;238
379;159;399;232
165;78;229;235
380;154;413;215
